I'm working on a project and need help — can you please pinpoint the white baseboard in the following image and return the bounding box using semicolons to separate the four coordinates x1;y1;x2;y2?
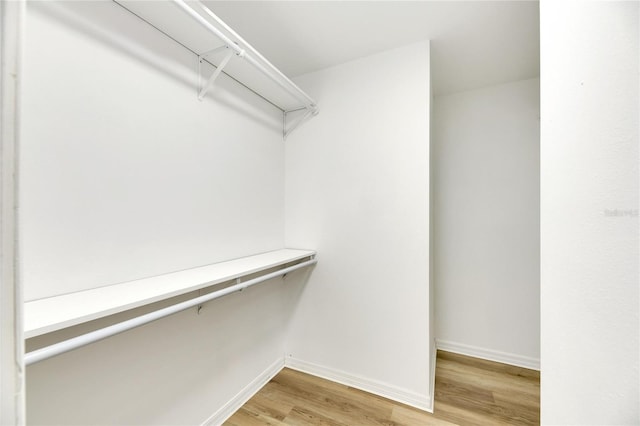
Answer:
201;358;285;426
436;339;540;371
285;356;433;413
429;340;437;410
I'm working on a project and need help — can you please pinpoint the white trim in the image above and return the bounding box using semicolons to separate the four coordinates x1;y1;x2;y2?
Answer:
429;340;437;410
0;0;25;424
200;358;285;426
436;339;540;371
285;357;433;413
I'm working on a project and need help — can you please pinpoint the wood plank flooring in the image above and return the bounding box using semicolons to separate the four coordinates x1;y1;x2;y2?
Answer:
224;351;540;426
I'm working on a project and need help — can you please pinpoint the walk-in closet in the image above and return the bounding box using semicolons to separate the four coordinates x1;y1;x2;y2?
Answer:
1;1;637;425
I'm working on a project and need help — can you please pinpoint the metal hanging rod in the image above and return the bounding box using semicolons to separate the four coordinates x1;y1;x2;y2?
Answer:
25;258;317;366
172;0;319;116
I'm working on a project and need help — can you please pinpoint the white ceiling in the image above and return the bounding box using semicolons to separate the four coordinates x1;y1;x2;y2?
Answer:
203;1;540;96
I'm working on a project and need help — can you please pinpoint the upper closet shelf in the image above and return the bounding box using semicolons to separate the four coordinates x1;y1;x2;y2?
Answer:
116;0;318;139
24;249;316;339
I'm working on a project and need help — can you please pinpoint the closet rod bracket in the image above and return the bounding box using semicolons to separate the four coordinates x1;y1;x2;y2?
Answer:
197;47;234;101
283;108;318;140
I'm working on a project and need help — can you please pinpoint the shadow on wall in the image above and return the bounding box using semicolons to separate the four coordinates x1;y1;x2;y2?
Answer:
25;266;317;424
25;262;318;355
281;264;316;344
30;1;282;134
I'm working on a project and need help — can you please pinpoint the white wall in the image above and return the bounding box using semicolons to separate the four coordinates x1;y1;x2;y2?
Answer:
22;2;290;424
21;1;284;302
541;1;638;424
428;55;437;404
432;78;540;368
284;41;432;410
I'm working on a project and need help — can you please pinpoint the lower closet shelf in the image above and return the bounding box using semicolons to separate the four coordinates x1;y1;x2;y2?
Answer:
24;248;316;339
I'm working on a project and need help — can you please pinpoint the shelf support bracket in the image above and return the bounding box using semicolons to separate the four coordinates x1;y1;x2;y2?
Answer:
198;47;234;101
284;108;316;140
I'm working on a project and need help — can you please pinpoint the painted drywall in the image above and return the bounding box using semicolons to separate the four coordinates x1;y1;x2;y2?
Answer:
20;1;285;302
540;1;639;424
428;48;437;404
284;41;432;409
432;78;540;368
22;2;291;424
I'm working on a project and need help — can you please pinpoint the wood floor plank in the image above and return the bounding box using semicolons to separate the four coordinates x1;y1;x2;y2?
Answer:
283;406;349;426
436;359;540;397
434;378;496;405
225;407;288;426
264;380;383;425
433;400;515;426
437;351;540;380
492;389;540;409
389;405;458;426
276;367;393;414
269;372;395;425
243;395;293;422
223;351;540;426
